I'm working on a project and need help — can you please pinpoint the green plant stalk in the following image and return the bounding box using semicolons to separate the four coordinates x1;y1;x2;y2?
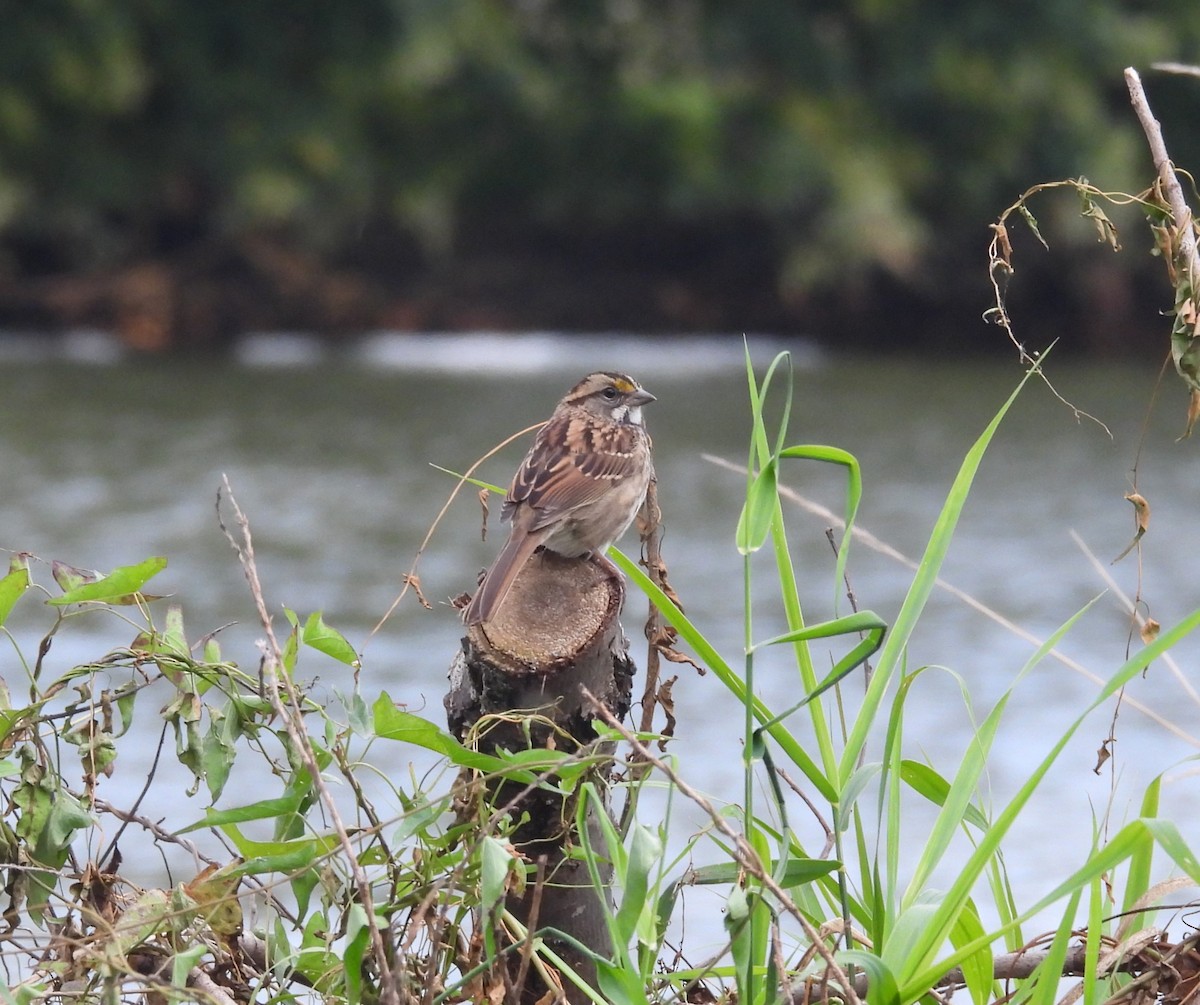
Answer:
767;499;836;778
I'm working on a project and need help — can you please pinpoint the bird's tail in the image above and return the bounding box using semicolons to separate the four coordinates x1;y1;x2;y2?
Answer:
464;529;545;626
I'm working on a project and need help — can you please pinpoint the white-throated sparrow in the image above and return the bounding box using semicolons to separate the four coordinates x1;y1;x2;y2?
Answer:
464;371;655;626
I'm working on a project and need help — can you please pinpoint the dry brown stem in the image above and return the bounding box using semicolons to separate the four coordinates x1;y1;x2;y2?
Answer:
1125;67;1200;280
217;476;399;1004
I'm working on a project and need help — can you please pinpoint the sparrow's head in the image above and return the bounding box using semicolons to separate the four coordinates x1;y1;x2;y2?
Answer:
563;371;655;425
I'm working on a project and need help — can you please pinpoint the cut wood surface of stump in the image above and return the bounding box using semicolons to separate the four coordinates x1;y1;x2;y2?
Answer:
446;549;637;1003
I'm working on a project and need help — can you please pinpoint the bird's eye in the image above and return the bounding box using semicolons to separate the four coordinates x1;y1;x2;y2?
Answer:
602;386;619;400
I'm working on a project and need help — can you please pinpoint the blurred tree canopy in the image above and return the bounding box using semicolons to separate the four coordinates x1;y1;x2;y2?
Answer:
1;0;1199;349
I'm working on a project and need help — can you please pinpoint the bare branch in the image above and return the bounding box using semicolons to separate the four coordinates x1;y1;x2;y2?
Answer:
1125;67;1200;279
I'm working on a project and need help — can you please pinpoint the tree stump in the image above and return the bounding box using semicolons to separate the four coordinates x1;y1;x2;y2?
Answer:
446;549;636;1002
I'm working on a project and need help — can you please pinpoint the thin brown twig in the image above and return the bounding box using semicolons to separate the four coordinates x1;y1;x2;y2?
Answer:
97;719;169;869
775;768;836;860
638;476;666;735
216;476;398;1005
1126;67;1200;278
368;422;546;642
93;799;217;869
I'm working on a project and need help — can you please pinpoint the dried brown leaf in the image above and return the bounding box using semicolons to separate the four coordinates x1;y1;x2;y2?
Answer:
1140;618;1161;644
990;221;1013;269
1113;492;1151;562
403;573;432;610
657;676;678;747
477;487;491;541
1127;492;1151;532
655;636;704;676
183;860;244;938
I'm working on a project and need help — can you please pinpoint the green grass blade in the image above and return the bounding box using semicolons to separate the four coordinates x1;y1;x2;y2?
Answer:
1120;775;1160;934
612;548;837;800
1020;886;1084;1005
779;444;863;610
949;898;995;1005
839;363;1042;785
900;602;1200;995
736;459;778;554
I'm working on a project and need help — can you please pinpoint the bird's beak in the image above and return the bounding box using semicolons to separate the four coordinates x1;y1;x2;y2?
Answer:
629;388;656;406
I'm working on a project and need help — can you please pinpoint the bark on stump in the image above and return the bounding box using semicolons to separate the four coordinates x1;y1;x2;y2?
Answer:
446;550;635;1003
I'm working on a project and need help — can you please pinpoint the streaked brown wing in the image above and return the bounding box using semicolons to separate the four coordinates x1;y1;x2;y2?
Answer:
502;414;642;532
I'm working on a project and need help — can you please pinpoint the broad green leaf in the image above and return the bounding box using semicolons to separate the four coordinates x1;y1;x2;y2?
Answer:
725;885;752;976
281;623;299;676
202;637;223;664
171;944;207;987
302;612;359;666
596;959;650;1005
12;761;53;844
179;795;306;833
480;836;516;916
51;561;99;593
949;899;993;1005
114;687;137;736
46;790;92;849
0;555;31;626
342;903;370;1005
342;691;372;736
736;458;777;555
201;709;239;802
48;556;167;606
0;705;43;749
291;868;320;918
372;695;522;776
113;889;172;955
615;824;660;947
840;950;900;1005
900;761;990;832
161;605;189;657
217;824;339;867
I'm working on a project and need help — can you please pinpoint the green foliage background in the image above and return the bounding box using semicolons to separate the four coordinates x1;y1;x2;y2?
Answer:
2;1;1200;343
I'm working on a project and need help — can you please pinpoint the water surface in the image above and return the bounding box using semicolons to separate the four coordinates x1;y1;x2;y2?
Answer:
2;333;1197;954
